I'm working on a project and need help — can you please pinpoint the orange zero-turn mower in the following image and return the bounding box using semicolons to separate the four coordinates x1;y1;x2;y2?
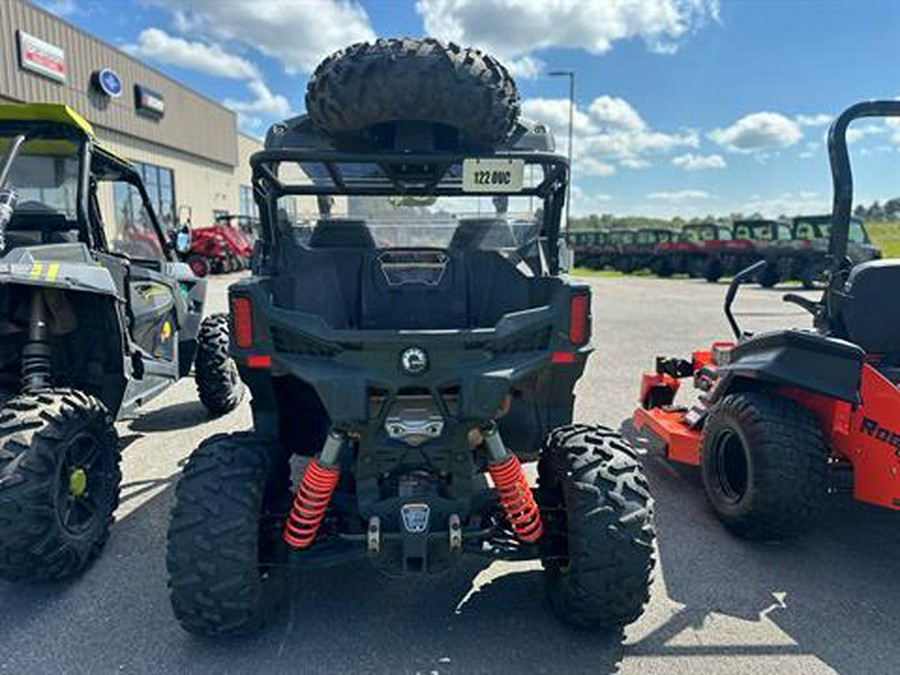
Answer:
631;100;900;540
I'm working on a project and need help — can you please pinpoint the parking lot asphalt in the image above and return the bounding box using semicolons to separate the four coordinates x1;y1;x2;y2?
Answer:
1;273;897;675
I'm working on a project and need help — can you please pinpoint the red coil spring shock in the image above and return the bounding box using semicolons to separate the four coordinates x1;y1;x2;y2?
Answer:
283;458;340;549
488;454;543;542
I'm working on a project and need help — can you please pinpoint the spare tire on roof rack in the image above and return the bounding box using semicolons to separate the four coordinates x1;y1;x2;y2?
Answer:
305;38;520;151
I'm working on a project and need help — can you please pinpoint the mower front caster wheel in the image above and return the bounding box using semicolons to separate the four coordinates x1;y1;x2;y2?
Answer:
538;424;656;631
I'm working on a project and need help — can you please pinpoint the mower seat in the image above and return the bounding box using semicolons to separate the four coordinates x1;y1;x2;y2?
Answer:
837;260;900;357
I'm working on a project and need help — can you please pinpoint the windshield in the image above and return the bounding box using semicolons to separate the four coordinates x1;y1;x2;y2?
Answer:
257;152;565;255
684;226;720;242
281;195;542;249
0;134;80;220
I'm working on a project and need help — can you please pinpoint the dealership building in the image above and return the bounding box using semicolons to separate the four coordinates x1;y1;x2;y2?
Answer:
0;0;266;231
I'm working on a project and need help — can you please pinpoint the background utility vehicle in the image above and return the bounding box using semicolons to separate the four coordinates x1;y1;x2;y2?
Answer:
0;104;241;582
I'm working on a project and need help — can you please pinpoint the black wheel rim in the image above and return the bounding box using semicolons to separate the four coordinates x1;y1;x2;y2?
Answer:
56;431;113;536
712;429;749;504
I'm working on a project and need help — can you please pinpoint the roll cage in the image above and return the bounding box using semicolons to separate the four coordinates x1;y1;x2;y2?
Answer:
250;148;570;272
0;117;172;260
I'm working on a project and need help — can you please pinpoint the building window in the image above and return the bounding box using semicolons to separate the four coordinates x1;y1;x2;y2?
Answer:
109;180;166;261
240;185;258;219
133;161;176;233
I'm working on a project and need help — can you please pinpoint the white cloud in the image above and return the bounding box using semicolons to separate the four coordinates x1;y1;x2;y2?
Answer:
709;112;803;152
795;113;832;127
504;55;543;79
672;152;726;170
521;98;596;136
123;28;260;79
588;96;646;131
524;95;697;174
741;191;828;217
224;80;292;119
571;185;613;215
621;157;652;169
846;123;885;144
577;158;617;176
35;0;79;16
416;0;719;64
646;189;711;202
150;0;375;73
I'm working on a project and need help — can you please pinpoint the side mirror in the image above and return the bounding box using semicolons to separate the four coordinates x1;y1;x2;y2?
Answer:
174;225;191;255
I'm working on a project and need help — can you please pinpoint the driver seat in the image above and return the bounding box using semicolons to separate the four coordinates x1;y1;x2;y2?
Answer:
835;260;900;365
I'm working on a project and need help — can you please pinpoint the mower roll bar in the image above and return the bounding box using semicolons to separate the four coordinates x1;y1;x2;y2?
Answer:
827;100;900;276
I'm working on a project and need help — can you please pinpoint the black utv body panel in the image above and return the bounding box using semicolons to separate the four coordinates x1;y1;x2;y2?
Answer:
714;329;864;404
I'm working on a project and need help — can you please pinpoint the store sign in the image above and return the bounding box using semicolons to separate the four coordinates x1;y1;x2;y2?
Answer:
135;85;165;118
93;68;123;98
17;31;66;83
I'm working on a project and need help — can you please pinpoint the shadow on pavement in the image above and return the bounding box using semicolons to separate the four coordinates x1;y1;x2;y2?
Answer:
128;400;212;433
632;454;899;673
0;483;626;675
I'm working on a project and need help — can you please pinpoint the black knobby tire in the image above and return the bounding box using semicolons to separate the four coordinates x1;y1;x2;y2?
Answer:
703;258;723;283
653;258;673;278
167;432;291;637
700;392;827;540
758;262;780;288
538;425;656;630
0;389;120;582
306;38;519;148
187;254;210;278
195;313;242;416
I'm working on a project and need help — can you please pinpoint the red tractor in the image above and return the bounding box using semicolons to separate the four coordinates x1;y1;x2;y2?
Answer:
631;101;899;540
188;214;256;275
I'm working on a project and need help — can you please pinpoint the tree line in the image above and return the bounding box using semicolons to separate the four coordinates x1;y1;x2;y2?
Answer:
569;198;900;231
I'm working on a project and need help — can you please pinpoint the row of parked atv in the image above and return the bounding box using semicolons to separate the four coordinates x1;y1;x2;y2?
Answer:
0;39;897;646
569;216;882;288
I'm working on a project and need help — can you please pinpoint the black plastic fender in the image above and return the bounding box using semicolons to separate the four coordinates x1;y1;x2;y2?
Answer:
711;329;864;404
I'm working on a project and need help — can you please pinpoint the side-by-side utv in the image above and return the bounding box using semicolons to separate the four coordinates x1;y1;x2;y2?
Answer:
632;100;900;540
166;38;655;637
0;104;241;583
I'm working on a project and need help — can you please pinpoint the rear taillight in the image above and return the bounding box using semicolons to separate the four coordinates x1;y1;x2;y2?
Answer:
569;293;589;346
231;297;253;348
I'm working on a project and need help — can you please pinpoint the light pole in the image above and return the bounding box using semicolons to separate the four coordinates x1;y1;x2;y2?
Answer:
549;70;574;230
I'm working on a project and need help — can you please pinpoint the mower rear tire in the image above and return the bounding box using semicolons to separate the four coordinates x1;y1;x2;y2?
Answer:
538;424;655;630
195;313;243;416
167;432;290;637
306;38;519;149
700;392;827;540
0;389;120;582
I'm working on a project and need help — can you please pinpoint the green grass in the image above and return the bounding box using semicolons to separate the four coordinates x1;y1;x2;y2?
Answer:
867;222;900;258
570;268;653;278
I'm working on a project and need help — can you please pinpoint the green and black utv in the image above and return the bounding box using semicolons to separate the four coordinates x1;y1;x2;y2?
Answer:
0;104;241;582
166;38;655;637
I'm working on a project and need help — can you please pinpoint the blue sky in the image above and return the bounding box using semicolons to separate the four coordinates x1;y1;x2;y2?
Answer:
37;0;900;217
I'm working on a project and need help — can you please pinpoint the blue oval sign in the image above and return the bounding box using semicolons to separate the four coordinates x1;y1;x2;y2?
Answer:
95;68;122;98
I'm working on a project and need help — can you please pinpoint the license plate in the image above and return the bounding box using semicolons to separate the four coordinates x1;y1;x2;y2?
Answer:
462;158;524;193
